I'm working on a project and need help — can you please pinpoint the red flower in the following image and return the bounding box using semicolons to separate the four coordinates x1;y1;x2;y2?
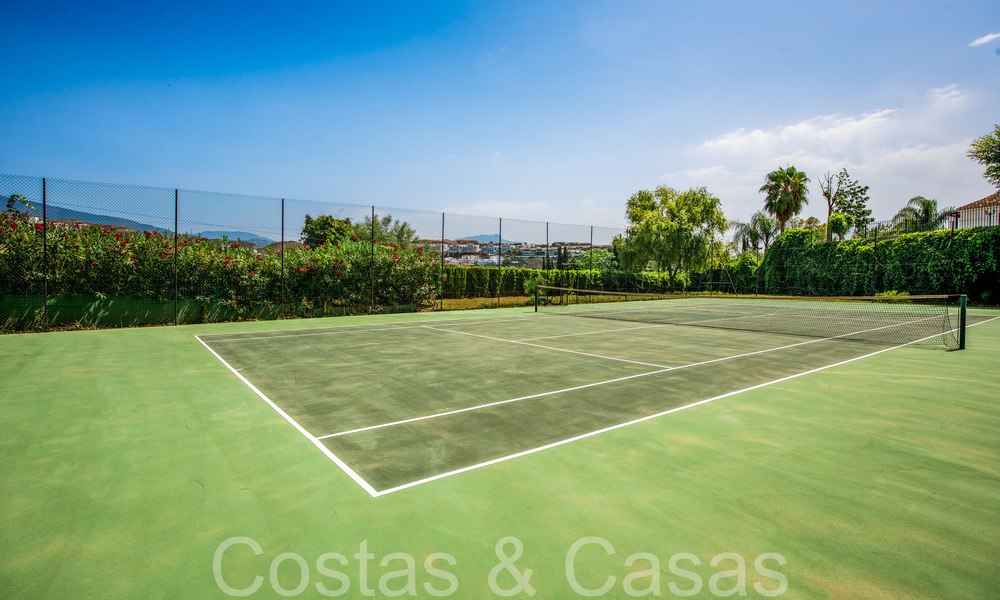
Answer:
249;272;256;276
160;254;166;258
353;237;359;242
92;262;98;266
298;268;304;273
130;258;137;262
35;223;45;230
224;261;231;265
231;243;239;248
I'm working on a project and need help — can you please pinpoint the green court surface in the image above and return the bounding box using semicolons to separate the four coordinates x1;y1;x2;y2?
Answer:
2;305;999;599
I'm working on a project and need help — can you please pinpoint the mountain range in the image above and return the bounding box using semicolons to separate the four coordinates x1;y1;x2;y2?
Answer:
460;234;522;244
13;201;277;245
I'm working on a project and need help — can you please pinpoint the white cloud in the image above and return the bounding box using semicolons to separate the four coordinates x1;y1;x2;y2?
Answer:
660;85;995;221
969;32;1000;46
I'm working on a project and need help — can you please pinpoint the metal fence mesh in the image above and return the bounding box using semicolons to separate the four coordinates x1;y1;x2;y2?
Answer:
0;174;630;331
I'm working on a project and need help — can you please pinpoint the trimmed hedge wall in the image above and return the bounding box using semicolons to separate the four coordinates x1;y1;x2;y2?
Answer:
439;267;679;298
690;227;1000;303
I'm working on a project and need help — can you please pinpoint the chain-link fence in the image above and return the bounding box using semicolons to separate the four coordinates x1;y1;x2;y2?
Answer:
1;174;638;331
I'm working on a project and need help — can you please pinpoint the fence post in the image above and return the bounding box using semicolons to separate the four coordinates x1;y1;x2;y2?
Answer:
497;218;502;307
42;177;48;331
281;198;285;318
440;212;445;311
370;205;375;314
174;189;179;325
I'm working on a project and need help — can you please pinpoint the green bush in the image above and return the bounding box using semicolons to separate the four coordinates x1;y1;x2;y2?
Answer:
706;226;1000;302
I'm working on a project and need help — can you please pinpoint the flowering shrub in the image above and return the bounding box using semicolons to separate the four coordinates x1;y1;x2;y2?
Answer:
0;211;441;321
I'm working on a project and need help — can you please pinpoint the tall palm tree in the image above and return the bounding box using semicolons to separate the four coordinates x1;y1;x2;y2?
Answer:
891;196;956;233
759;166;810;234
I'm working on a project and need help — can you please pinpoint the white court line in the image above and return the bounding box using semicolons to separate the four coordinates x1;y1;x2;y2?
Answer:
201;314;559;343
422;325;674;368
316;314;934;441
515;323;670;342
195;335;380;497
422;312;778;365
511;312;781;342
196;312;542;338
199;311;998;498
369;316;1000;497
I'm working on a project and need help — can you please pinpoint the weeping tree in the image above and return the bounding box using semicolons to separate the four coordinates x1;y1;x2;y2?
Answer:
625;186;727;290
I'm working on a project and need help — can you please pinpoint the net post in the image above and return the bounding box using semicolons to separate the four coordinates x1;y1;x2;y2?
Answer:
534;284;539;312
959;294;967;350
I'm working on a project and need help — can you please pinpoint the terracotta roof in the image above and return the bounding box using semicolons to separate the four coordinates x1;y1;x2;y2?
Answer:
957;191;1000;211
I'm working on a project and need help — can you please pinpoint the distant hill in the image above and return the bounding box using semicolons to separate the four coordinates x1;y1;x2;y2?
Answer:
461;234;522;244
23;203;170;233
7;199;278;245
197;231;277;246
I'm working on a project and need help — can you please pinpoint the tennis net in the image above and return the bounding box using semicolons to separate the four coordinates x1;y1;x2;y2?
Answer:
535;286;967;349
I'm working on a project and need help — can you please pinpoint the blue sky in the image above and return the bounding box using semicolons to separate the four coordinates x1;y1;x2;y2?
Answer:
2;0;998;230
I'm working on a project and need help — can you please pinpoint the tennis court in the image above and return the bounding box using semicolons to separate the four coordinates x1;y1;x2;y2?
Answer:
3;297;1000;599
196;292;990;496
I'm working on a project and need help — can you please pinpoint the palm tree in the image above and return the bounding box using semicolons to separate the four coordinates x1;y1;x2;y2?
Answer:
759;166;810;234
729;211;780;256
891;196;956;233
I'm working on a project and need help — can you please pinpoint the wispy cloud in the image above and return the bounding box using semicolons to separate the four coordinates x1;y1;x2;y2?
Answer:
660;85;993;221
969;32;1000;46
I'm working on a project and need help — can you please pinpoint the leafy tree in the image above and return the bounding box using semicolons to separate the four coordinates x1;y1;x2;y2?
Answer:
967;123;1000;189
301;214;352;247
611;235;643;272
891;196;956;233
555;246;570;270
625;186;726;290
828;213;854;241
347;214;420;248
575;248;617;271
759;165;810;234
818;170;871;240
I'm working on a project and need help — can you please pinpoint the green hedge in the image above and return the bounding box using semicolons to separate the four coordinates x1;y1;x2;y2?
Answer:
690;227;1000;303
437;267;681;298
